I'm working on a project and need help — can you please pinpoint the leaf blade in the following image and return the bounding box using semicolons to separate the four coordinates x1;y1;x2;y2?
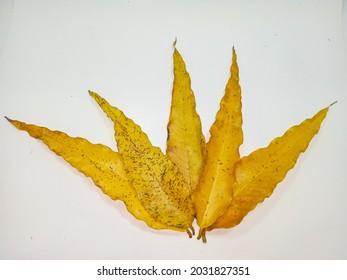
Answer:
193;48;243;239
166;45;206;191
6;117;183;232
89;92;195;232
209;105;331;230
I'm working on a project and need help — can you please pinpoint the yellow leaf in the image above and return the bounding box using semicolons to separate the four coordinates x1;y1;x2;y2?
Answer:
5;117;184;232
167;43;206;191
209;104;333;231
6;43;334;243
193;48;243;242
89;91;195;235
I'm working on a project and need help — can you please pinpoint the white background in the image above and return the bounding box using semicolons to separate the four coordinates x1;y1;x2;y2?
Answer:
1;0;346;259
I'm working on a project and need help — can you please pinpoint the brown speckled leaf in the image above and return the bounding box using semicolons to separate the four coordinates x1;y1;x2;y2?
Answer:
89;91;195;236
5;117;182;232
6;44;334;243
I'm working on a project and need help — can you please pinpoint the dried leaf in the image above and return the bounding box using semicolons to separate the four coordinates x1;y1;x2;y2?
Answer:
89;91;195;235
5;117;182;231
6;43;334;243
193;48;243;242
209;104;333;231
166;43;206;191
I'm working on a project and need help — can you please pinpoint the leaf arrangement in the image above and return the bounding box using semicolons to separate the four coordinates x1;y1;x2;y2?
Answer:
6;43;333;242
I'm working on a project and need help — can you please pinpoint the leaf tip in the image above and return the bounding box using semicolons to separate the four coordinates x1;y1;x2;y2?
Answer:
329;101;338;107
4;116;17;127
173;37;177;48
89;90;101;102
232;46;238;62
4;116;13;122
232;45;237;54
